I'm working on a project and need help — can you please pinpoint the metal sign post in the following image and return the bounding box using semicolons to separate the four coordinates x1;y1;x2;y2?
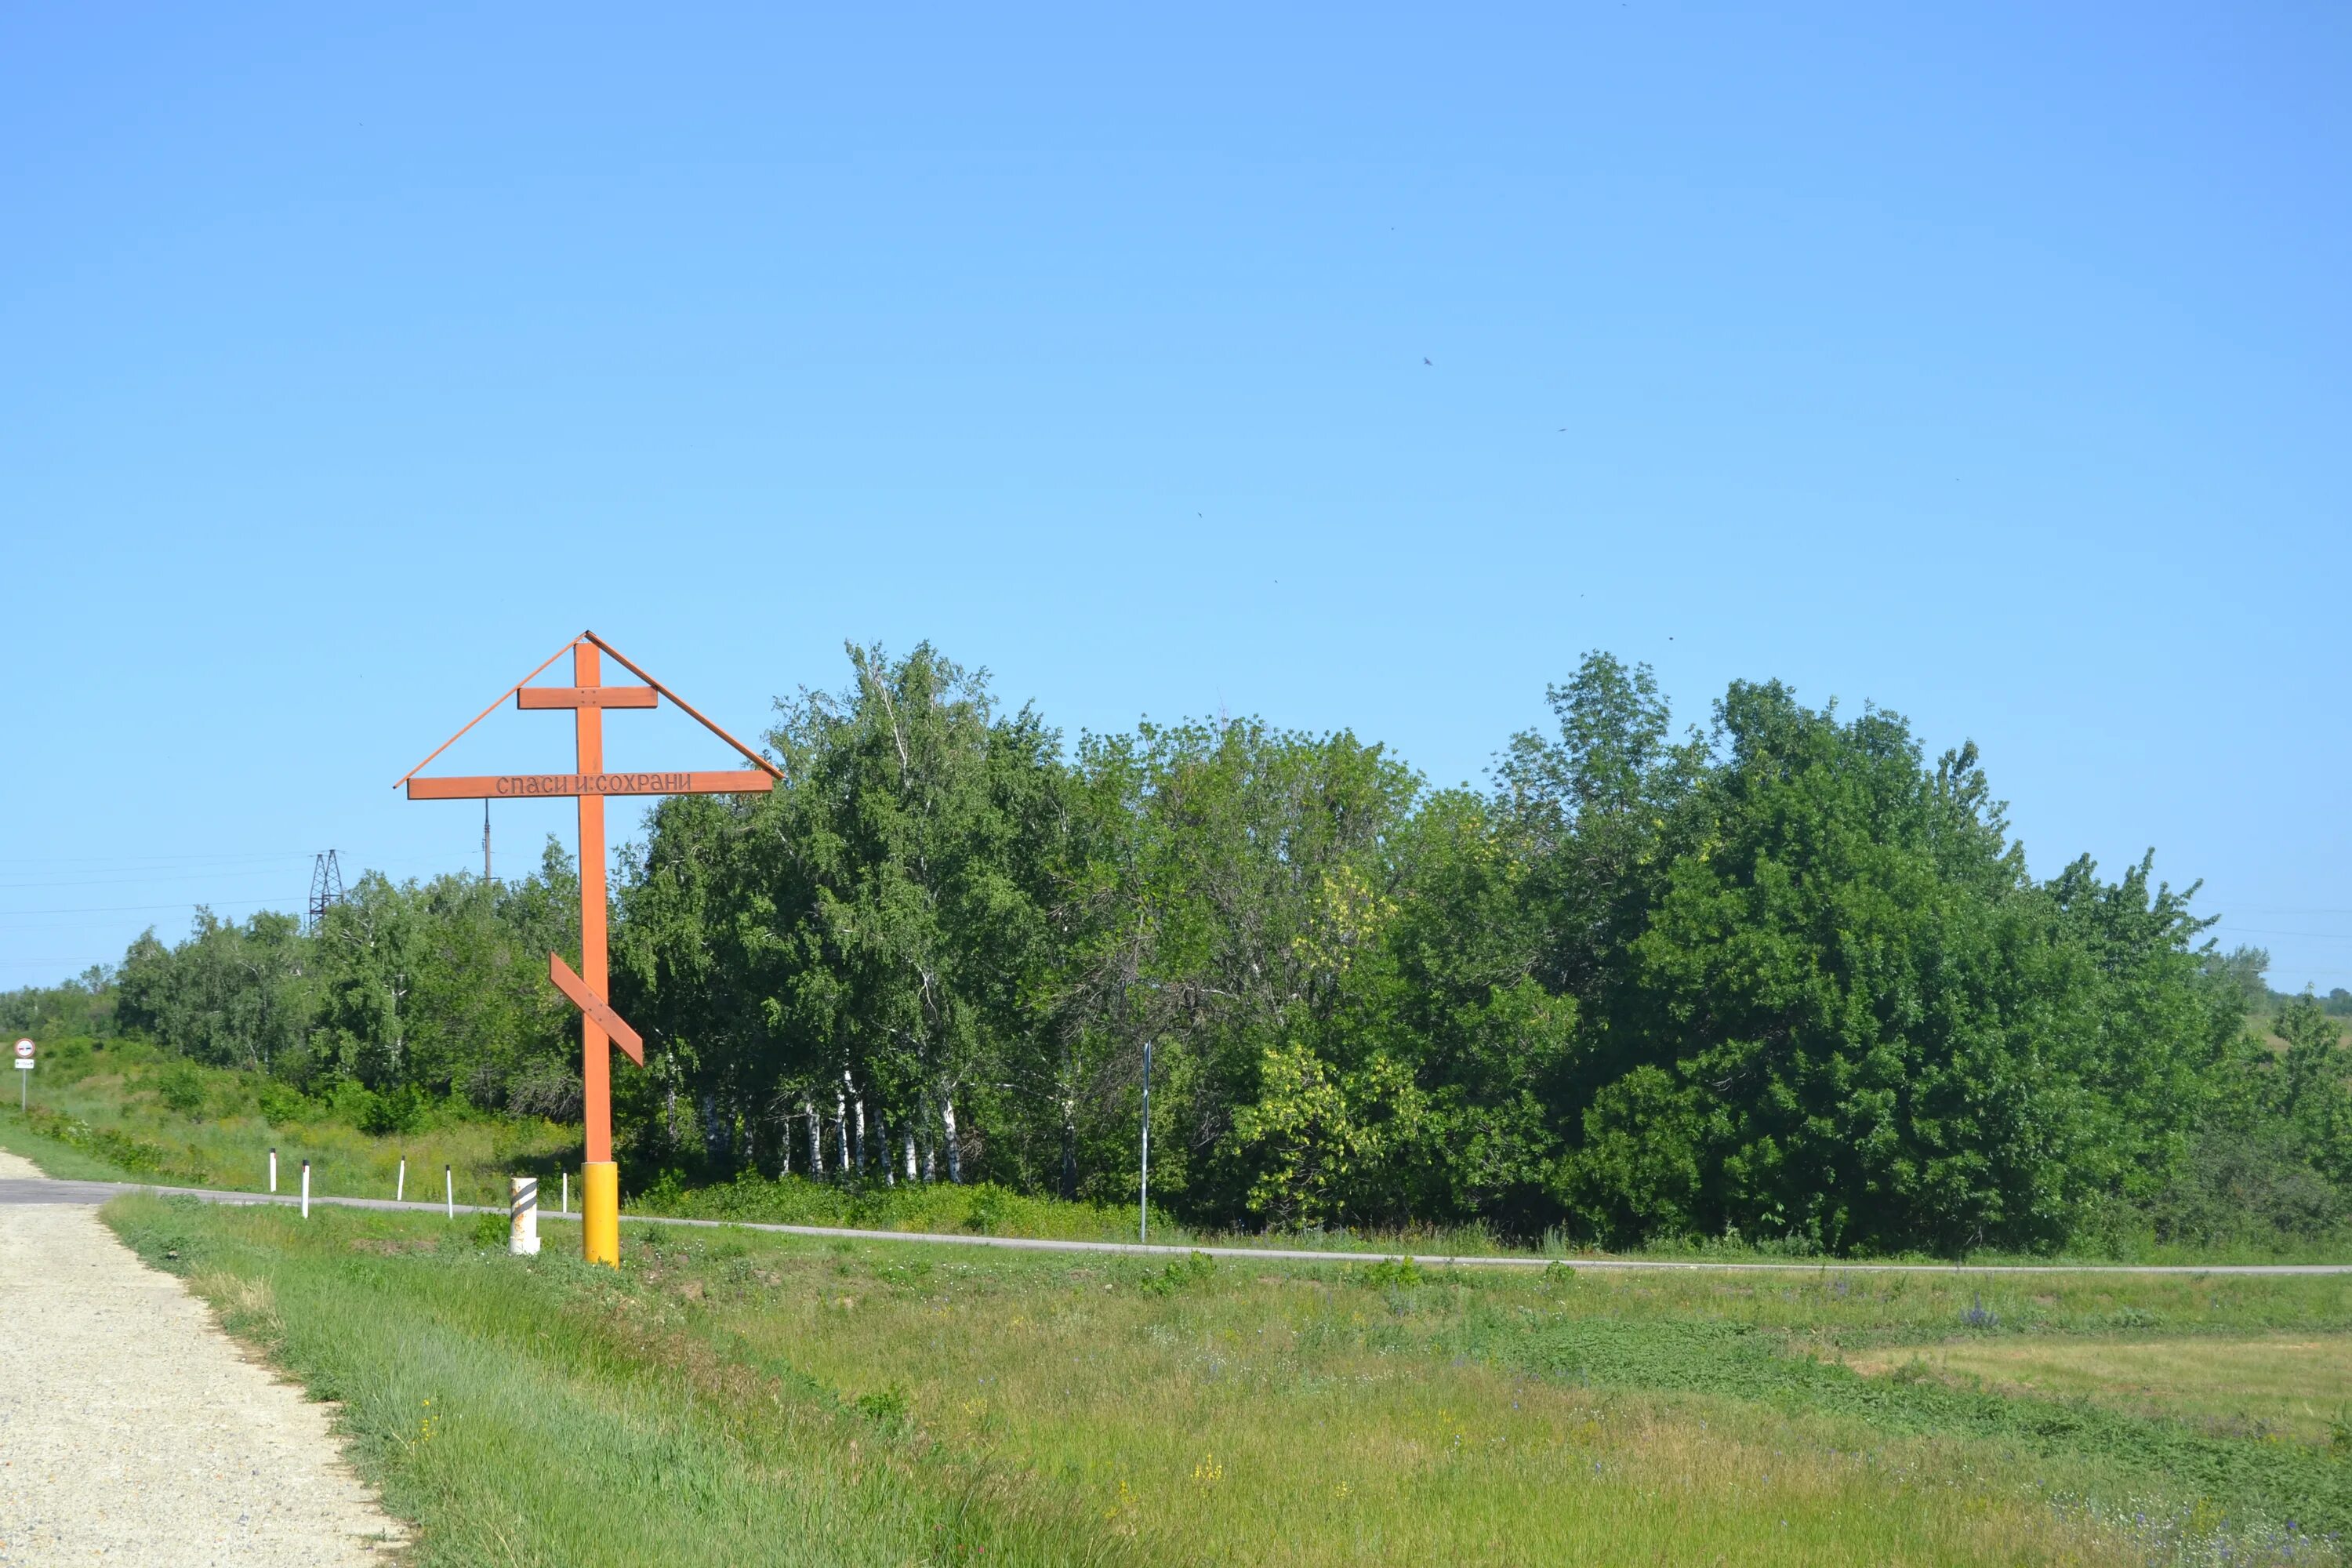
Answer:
395;632;778;1265
14;1038;32;1110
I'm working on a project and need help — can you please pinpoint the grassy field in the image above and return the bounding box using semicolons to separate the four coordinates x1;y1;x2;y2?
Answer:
1841;1338;2352;1446
95;1193;2352;1567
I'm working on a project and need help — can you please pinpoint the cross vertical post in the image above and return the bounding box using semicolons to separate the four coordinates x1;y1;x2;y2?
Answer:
574;639;621;1263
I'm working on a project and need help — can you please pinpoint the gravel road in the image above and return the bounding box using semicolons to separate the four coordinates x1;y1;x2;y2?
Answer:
0;1150;402;1566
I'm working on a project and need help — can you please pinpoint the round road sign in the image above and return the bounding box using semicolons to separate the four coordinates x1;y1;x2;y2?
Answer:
13;1039;32;1059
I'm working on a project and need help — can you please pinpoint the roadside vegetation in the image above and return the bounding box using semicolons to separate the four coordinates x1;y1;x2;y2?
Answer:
11;1051;2347;1267
1;1035;569;1207
8;644;2348;1265
104;1193;2352;1566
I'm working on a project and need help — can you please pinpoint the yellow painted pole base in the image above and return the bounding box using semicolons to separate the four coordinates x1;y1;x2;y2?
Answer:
583;1161;619;1266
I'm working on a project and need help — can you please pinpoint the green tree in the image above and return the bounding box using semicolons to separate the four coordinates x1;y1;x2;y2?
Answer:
1566;683;2199;1254
619;642;1064;1186
2201;945;2274;1014
2277;992;2350;1186
116;909;313;1073
1057;716;1421;1223
1381;788;1575;1232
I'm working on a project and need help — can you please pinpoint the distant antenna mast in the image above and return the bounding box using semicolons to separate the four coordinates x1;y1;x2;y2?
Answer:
307;850;345;933
482;801;492;883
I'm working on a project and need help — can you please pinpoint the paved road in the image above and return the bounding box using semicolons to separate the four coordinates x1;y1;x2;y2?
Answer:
0;1152;401;1566
9;1174;2350;1275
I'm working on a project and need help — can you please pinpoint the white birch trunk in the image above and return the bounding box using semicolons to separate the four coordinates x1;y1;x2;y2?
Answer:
833;1085;848;1181
942;1095;962;1184
848;1073;866;1173
804;1098;823;1178
906;1127;918;1181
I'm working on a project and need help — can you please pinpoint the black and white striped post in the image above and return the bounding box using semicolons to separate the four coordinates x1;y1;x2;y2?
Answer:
510;1176;541;1256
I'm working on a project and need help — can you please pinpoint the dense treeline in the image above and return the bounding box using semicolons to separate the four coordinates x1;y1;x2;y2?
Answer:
14;645;2347;1253
8;845;590;1134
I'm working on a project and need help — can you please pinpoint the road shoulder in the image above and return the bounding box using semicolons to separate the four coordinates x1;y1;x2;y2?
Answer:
0;1149;405;1566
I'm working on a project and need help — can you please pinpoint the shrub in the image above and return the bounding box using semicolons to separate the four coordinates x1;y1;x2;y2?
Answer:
1346;1257;1425;1289
962;1183;1010;1234
23;1105;179;1176
38;1037;97;1085
1138;1251;1218;1297
2146;1126;2348;1249
504;1061;584;1122
156;1061;207;1119
256;1081;309;1126
356;1084;424;1137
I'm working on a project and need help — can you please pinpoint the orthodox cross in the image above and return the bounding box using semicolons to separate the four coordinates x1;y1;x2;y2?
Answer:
395;631;778;1263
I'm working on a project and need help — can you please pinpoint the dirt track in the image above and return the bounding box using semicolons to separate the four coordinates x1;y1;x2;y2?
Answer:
0;1150;401;1566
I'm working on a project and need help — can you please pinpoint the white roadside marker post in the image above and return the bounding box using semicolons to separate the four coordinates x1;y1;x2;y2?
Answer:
269;1148;278;1194
562;1170;569;1216
445;1165;454;1219
397;1157;406;1203
510;1176;541;1256
301;1160;311;1219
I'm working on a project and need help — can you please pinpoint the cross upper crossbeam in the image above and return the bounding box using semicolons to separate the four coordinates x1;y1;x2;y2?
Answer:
517;685;658;710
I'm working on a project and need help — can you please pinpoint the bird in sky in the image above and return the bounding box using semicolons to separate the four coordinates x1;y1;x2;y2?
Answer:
1423;357;1433;366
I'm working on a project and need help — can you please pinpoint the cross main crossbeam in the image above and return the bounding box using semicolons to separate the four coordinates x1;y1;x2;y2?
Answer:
405;771;775;800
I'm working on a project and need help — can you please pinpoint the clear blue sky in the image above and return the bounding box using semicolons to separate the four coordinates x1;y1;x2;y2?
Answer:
3;5;2346;994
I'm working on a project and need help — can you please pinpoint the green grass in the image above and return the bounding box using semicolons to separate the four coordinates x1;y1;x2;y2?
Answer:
100;1195;2352;1566
633;1165;1155;1243
1;1039;573;1207
1842;1338;2352;1445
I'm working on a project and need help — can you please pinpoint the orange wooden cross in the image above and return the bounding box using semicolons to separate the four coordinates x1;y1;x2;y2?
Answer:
395;631;779;1263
